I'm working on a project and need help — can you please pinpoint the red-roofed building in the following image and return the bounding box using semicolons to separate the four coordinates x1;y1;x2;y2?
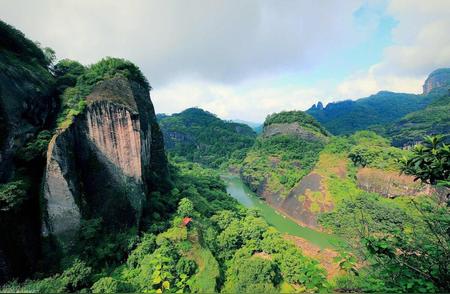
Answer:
182;217;192;226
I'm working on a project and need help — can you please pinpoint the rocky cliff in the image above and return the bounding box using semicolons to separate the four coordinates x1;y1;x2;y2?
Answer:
43;76;168;246
0;20;56;283
422;68;450;95
0;31;56;181
263;122;327;142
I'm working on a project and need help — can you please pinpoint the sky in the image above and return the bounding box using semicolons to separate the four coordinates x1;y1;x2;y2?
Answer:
1;0;450;122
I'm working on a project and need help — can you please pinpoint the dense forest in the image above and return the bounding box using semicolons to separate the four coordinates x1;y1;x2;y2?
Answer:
306;70;450;144
0;19;449;294
158;108;256;167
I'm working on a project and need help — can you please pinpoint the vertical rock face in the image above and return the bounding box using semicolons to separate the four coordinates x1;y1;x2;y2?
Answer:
0;23;56;281
85;102;143;180
0;56;55;181
43;76;168;243
423;68;450;95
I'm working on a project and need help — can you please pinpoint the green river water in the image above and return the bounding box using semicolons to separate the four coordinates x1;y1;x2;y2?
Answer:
222;173;341;249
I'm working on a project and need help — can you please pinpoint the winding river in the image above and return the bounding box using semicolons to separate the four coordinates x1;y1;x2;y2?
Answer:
222;173;340;249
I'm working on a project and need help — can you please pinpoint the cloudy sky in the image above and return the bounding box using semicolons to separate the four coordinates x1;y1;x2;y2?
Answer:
1;0;450;122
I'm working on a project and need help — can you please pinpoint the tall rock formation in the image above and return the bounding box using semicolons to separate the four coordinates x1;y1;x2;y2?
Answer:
422;68;450;95
42;76;168;245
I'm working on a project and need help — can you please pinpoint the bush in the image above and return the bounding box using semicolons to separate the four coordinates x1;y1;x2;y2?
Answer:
56;57;150;128
176;257;197;276
0;180;27;212
91;277;121;293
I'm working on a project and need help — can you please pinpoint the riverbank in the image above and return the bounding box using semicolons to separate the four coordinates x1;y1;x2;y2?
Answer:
222;173;341;249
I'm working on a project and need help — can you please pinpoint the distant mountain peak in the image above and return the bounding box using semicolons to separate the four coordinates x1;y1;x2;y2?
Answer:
310;101;324;110
423;67;450;95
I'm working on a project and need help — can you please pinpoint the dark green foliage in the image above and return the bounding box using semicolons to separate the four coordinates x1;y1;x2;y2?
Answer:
175;257;197;276
242;110;327;197
400;135;450;188
78;57;149;90
15;130;52;163
53;59;86;93
126;233;157;268
0;20;49;67
74;218;138;269
387;95;450;147
307;91;434;135
1;259;92;293
3;157;327;293
159;108;257;167
0;180;27;212
169;161;241;218
264;110;329;136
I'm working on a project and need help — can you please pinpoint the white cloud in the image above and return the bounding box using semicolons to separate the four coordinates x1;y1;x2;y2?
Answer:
335;0;450;99
153;78;323;122
1;0;449;121
0;0;362;86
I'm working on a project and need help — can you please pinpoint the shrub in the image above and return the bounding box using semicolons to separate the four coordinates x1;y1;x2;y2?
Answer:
91;277;120;293
0;180;27;212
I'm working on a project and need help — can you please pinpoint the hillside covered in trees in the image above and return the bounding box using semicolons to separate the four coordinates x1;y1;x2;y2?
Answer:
307;70;450;139
158;108;256;167
0;17;449;294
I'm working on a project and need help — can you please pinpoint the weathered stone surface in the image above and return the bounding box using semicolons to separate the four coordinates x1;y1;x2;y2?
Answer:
261;172;333;228
43;129;81;237
356;167;433;198
263;123;325;141
422;68;450;95
0;56;55;181
43;76;168;242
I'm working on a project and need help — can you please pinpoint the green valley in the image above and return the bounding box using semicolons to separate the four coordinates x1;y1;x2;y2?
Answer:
0;13;449;294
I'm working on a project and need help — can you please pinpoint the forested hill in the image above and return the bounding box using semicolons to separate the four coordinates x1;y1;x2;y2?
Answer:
385;93;450;146
307;68;450;135
307;91;429;135
158;108;256;167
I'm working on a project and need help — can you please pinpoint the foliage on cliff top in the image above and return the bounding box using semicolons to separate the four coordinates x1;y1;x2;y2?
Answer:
241;133;325;197
159;107;257;167
0;20;49;67
264;110;329;136
56;57;149;128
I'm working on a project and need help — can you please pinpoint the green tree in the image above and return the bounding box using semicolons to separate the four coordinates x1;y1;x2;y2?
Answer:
177;197;194;218
401;135;450;188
